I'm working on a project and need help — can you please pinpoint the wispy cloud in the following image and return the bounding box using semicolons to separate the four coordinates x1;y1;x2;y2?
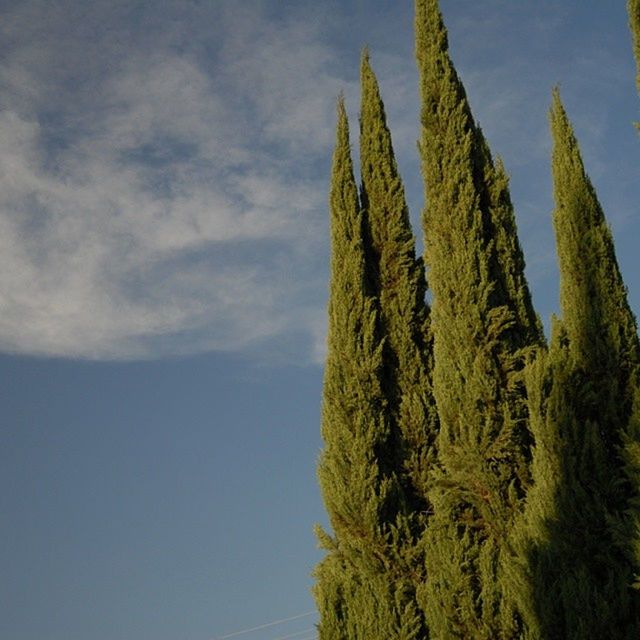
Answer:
0;1;352;361
1;1;638;360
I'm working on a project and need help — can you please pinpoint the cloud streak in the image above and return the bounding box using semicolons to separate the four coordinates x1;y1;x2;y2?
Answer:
0;1;349;361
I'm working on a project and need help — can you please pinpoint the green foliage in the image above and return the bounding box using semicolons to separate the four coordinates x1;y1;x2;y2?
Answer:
314;97;424;640
358;49;439;636
316;98;398;542
316;3;640;638
414;0;542;636
629;0;640;104
359;48;437;512
505;91;640;640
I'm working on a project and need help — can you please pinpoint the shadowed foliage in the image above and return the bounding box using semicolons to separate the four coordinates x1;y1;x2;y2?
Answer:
360;47;437;525
359;51;441;634
505;91;640;640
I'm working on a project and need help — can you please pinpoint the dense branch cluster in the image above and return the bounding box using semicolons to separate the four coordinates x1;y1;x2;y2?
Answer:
314;1;640;638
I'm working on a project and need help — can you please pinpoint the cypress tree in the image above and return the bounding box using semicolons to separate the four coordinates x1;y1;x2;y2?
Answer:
629;0;640;100
314;97;422;640
506;91;640;640
415;1;542;636
360;47;437;517
359;50;438;636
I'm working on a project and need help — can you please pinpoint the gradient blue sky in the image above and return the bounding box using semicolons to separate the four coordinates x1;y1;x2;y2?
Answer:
1;2;639;639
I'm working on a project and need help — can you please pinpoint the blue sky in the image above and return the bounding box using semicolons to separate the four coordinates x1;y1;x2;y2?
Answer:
1;1;639;639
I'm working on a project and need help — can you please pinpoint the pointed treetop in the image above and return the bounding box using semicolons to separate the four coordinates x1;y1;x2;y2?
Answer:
415;0;450;75
359;47;437;511
550;87;587;186
415;0;474;141
359;48;407;235
359;47;389;155
360;47;382;115
329;95;361;252
550;88;640;371
334;94;350;163
361;44;370;66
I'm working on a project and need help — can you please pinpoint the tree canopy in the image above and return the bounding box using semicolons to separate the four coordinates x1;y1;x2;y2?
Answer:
315;2;640;638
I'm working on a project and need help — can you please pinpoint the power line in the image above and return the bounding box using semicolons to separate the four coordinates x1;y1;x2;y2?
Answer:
270;628;316;640
213;611;315;640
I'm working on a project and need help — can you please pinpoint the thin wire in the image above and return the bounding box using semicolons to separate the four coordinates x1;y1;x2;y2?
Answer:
213;611;315;639
270;628;316;640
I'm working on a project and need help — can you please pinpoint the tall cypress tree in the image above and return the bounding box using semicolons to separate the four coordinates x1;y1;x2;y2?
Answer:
359;50;438;636
314;97;422;640
415;1;542;636
506;91;640;640
629;0;640;100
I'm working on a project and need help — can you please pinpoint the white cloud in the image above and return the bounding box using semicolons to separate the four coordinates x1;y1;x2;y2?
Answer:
0;2;347;361
3;1;636;361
